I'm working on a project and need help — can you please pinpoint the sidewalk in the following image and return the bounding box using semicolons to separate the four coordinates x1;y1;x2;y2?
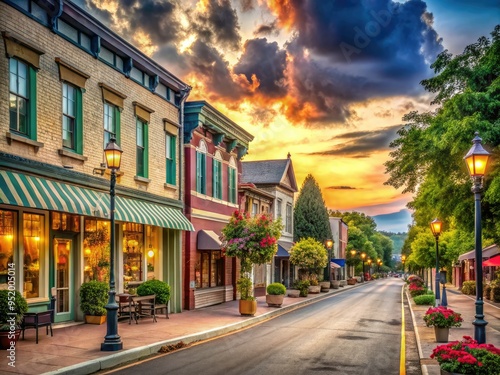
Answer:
1;280;499;375
407;285;500;375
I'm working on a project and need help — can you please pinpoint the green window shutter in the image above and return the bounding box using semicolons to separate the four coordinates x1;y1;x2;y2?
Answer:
202;154;206;194
75;88;83;154
114;106;121;145
166;135;176;185
28;66;37;140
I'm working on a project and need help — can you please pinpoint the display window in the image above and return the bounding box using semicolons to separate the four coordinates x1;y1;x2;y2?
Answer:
195;251;223;288
83;219;110;283
23;213;44;299
122;223;144;287
0;210;14;290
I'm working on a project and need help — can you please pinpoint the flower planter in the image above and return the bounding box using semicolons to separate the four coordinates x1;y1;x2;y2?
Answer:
347;279;356;285
331;280;340;289
440;369;467;375
308;285;321;294
287;290;300;298
266;294;284;307
85;315;106;325
0;330;20;350
320;281;330;292
434;327;449;343
339;280;347;287
239;300;257;316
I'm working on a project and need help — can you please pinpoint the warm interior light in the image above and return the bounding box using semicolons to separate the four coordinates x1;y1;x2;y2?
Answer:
325;239;333;249
104;138;123;170
85;248;91;256
430;218;443;237
148;249;155;258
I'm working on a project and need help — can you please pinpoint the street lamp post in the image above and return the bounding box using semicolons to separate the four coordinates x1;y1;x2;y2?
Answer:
350;249;357;278
360;252;366;282
101;137;123;352
325;239;333;283
367;259;372;280
430;218;443;307
401;255;406;274
464;132;490;344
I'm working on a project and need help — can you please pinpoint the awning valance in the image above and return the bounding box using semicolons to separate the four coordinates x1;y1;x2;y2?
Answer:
483;256;500;267
0;170;194;231
197;230;221;250
331;258;346;267
330;261;341;269
276;241;293;257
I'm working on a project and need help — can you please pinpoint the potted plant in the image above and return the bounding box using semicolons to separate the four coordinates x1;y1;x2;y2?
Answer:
79;280;109;324
423;306;463;342
289;237;328;294
221;210;283;316
266;282;286;307
431;335;500;375
0;290;28;350
292;279;310;297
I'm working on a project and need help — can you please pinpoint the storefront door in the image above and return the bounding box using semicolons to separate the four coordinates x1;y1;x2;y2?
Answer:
53;237;74;322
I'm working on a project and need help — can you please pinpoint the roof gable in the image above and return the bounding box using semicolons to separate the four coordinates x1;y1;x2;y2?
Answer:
241;158;298;192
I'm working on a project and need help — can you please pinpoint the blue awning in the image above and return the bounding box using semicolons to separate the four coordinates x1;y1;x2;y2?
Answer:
276;241;292;257
331;258;346;267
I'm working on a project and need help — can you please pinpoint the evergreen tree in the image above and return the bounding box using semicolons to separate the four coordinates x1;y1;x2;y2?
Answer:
293;174;332;243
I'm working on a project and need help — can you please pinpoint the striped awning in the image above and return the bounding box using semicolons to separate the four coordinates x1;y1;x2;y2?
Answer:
0;170;194;231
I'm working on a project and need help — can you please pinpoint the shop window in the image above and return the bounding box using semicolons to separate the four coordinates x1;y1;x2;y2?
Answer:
0;210;14;289
23;213;43;299
123;223;144;287
145;226;159;280
83;219;110;283
195;251;223;288
51;212;80;232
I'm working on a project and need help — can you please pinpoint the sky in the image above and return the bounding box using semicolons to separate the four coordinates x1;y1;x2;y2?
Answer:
76;0;499;231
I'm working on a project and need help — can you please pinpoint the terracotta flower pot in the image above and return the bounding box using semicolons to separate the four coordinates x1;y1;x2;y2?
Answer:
85;315;106;325
239;300;257;316
266;294;284;307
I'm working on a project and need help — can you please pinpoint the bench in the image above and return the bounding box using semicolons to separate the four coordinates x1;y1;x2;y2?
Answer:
21;310;53;344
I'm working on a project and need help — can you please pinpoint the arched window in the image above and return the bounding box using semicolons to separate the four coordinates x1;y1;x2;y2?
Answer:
228;156;237;204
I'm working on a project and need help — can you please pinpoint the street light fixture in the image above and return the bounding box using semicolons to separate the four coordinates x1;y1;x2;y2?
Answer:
325;239;333;282
401;254;406;273
430;218;442;307
101;137;123;352
350;249;357;278
464;132;490;344
367;259;372;280
360;252;366;282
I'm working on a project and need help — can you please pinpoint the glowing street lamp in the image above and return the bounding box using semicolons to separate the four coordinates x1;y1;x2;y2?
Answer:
325;239;333;282
101;137;123;351
360;252;366;282
464;132;490;344
430;218;443;307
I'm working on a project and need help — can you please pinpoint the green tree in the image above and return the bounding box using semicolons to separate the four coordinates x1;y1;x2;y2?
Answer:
294;174;332;243
385;26;500;257
289;237;328;284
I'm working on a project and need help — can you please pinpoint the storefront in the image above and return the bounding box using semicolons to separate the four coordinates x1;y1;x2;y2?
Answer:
0;168;193;321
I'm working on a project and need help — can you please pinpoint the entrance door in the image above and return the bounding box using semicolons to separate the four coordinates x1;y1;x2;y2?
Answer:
53;238;74;322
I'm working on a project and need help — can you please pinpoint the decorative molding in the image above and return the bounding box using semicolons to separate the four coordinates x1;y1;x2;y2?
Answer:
2;31;45;69
55;58;90;88
134;175;151;184
133;101;155;123
98;82;127;108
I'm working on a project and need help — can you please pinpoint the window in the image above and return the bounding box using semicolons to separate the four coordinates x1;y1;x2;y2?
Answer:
195;251;223;288
103;102;120;148
23;213;44;299
252;202;258;217
0;210;14;291
165;133;176;185
62;83;83;153
277;199;282;219
136;119;148;178
213;151;222;199
196;141;207;194
122;223;144;283
83;219;110;283
58;18;91;50
286;203;292;233
9;58;36;137
228;157;237;204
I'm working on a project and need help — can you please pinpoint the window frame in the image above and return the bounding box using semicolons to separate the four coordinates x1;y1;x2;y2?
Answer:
227;157;237;204
9;58;37;139
165;132;176;185
62;82;83;153
136;118;149;178
212;151;222;200
103;102;121;148
286;203;292;233
196;141;207;195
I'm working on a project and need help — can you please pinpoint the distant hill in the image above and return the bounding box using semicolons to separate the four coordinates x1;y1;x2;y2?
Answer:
379;232;407;254
373;209;412;234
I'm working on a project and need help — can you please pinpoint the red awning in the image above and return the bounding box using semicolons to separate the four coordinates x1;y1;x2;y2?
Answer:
483;256;500;267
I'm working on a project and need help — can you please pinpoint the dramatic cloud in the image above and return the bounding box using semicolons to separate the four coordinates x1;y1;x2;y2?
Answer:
327;186;357;190
254;21;279;36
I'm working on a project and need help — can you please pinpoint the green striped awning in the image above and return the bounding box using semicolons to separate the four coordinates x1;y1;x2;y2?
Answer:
115;197;194;231
0;170;194;231
0;170;109;217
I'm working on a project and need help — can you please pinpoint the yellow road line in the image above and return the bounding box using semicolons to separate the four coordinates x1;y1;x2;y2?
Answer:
400;286;406;375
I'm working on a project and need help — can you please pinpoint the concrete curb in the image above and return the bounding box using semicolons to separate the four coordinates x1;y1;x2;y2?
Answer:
404;287;429;375
44;283;366;375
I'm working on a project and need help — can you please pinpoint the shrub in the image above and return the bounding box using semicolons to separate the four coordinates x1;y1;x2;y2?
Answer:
80;280;108;316
289;238;328;283
267;282;286;295
409;283;425;297
137;279;171;305
425;289;434;295
462;281;476;295
408;275;424;287
484;283;492;300
492;281;500;303
0;290;28;330
293;279;310;297
414;294;435;306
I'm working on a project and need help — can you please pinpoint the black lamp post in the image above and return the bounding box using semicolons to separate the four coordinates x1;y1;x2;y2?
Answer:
360;252;366;282
430;218;442;307
464;132;490;344
377;258;382;273
401;254;406;274
101;137;123;351
367;259;372;280
325;239;333;282
350;249;357;278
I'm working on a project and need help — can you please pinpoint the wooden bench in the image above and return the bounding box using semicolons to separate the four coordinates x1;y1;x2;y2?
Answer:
21;310;53;344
